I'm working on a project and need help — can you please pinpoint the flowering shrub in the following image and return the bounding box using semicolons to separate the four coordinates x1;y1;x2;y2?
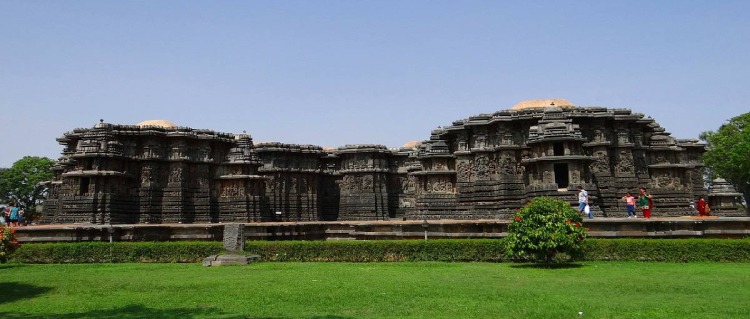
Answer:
505;197;587;264
0;226;21;263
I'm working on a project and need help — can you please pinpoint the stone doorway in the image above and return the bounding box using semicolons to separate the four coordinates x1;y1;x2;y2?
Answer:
553;163;569;189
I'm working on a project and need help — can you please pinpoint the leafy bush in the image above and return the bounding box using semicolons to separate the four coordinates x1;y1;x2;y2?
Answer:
505;197;588;264
0;226;21;263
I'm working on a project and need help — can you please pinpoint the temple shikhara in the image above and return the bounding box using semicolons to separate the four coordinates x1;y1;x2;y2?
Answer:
40;99;745;224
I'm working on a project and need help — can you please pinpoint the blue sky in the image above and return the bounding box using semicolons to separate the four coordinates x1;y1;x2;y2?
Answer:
1;1;748;167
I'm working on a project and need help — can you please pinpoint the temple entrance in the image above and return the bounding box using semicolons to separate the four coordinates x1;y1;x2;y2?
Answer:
553;142;564;156
79;177;90;195
553;163;569;188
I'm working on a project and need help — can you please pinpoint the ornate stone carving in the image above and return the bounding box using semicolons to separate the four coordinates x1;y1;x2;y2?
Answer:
457;161;472;182
141;166;153;185
474;156;490;180
571;170;581;184
169;167;183;184
542;171;553;184
362;175;373;190
591;151;610;173
615;150;634;174
500;156;516;175
431;178;454;193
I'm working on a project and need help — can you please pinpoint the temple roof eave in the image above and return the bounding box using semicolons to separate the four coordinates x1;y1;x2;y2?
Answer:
61;170;133;178
521;155;597;164
217;174;266;180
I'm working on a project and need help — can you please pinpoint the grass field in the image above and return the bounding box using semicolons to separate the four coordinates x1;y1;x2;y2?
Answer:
2;262;749;319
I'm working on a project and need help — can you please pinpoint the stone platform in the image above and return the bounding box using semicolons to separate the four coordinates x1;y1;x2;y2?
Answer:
12;216;750;243
202;254;261;266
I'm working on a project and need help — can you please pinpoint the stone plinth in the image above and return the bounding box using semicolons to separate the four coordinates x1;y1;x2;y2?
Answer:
203;254;261;266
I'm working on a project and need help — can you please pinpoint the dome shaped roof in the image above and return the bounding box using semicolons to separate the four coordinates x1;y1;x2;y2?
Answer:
402;141;421;149
136;119;177;128
511;99;573;110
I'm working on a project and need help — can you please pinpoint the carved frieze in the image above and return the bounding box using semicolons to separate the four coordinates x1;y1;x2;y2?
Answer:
141;165;153;186
168;167;183;184
652;172;684;190
499;156;517;176
429;176;454;193
591;151;610;173
457;160;472;182
571;170;581;184
615;150;634;174
220;182;245;197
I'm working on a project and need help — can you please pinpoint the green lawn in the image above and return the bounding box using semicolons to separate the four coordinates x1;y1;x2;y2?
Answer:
2;262;749;319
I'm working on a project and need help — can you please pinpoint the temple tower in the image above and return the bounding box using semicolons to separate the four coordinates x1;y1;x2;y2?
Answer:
336;145;392;220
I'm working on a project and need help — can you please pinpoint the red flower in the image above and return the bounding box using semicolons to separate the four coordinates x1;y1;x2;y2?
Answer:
574;222;581;227
515;216;521;222
566;220;572;224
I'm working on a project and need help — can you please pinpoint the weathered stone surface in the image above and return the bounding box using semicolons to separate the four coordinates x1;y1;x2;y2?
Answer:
202;254;261;267
223;223;244;253
41;104;736;224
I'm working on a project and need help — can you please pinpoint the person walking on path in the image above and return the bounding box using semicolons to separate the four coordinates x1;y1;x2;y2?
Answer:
577;185;591;218
638;188;653;219
622;192;636;218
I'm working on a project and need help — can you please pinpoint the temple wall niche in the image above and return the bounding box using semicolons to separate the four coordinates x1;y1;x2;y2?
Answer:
41;105;724;224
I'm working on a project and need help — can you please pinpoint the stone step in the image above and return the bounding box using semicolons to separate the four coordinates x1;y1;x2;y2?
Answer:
202;254;261;267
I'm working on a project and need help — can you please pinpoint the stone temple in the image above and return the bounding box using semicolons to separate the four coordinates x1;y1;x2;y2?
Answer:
40;99;743;224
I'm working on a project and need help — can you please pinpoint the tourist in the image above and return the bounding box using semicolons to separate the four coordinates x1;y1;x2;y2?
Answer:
4;204;12;226
621;192;636;218
638;188;653;219
577;186;589;217
8;203;21;227
696;196;708;217
0;204;5;225
18;206;25;225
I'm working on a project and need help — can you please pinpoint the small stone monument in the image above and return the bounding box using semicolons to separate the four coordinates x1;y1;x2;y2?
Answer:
223;223;245;252
203;223;260;266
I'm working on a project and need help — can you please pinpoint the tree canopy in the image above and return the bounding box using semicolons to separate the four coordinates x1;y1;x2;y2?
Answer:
700;111;750;211
0;156;55;211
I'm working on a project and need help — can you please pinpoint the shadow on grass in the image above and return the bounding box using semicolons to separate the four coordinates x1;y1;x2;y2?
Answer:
0;282;53;304
0;264;25;270
0;304;356;319
510;263;585;269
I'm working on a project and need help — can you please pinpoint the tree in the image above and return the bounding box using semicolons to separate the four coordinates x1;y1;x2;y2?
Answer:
700;112;750;213
0;156;55;216
505;197;588;264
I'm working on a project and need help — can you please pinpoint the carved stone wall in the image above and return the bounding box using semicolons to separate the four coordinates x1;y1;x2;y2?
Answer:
41;105;720;224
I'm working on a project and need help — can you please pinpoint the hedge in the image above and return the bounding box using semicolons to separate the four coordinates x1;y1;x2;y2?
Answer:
583;238;750;262
8;242;223;263
246;239;506;262
7;238;750;264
